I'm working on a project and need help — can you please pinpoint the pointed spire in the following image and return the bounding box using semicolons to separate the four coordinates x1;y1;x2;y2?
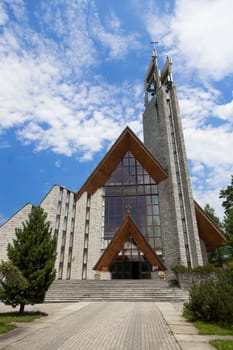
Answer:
144;42;161;106
151;46;161;93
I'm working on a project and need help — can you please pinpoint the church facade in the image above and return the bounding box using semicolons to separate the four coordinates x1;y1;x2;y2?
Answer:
0;51;226;280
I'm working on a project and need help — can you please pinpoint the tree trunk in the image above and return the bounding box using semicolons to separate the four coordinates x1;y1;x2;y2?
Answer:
19;303;25;314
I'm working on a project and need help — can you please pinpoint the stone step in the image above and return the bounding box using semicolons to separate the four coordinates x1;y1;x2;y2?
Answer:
45;279;188;303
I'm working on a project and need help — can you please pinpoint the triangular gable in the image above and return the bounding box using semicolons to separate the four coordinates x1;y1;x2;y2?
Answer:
194;201;227;251
76;127;168;200
93;216;166;271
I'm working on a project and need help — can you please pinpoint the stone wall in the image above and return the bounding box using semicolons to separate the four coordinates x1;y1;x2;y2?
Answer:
87;188;104;279
0;184;78;281
72;191;87;279
143;83;204;269
143;93;183;268
176;272;217;290
0;203;32;261
41;185;77;280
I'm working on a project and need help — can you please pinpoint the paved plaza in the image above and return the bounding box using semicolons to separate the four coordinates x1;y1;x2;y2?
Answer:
0;301;229;349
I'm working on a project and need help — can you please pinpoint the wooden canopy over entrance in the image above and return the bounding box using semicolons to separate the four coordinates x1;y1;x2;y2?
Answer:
194;201;227;251
76;127;168;200
93;216;166;272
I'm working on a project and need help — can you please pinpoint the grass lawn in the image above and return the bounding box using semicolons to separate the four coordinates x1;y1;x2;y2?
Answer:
0;322;16;334
183;309;233;349
0;311;47;335
210;339;233;350
193;321;233;336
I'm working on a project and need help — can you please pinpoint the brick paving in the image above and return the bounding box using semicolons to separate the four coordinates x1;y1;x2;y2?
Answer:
3;301;233;349
0;302;180;350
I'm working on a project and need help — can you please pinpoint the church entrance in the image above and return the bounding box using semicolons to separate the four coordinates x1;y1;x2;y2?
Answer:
110;257;151;279
93;217;166;277
109;238;152;279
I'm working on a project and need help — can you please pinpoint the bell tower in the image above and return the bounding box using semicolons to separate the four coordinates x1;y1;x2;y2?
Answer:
143;49;204;267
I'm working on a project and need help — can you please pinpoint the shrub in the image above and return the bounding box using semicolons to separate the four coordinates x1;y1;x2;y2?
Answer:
184;268;233;325
191;264;221;273
215;269;233;325
171;264;221;274
185;280;220;322
171;265;189;274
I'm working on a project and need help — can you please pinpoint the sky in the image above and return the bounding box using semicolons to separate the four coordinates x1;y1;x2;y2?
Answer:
0;0;233;225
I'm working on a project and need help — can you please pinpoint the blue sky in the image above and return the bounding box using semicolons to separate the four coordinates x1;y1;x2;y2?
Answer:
0;0;233;224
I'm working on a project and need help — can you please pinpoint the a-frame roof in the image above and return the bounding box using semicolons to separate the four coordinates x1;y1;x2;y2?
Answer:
93;216;166;271
194;201;227;251
76;127;168;200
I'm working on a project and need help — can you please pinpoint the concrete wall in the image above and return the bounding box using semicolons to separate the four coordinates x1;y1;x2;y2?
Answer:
143;91;185;268
143;84;204;268
169;87;203;267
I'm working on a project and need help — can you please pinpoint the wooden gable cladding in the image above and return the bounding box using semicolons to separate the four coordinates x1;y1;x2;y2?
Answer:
75;127;168;200
93;216;166;271
194;201;227;251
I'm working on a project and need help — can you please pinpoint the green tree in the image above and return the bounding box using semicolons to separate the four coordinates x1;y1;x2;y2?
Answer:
7;206;57;313
0;261;29;308
220;175;233;214
204;204;222;227
220;175;233;255
204;204;226;266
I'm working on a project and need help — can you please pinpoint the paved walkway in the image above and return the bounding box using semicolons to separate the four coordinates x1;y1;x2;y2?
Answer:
0;302;231;349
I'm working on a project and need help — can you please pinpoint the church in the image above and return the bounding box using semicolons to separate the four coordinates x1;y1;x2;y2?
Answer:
0;50;226;280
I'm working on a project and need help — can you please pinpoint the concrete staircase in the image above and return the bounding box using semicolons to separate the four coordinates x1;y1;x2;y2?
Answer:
45;279;189;303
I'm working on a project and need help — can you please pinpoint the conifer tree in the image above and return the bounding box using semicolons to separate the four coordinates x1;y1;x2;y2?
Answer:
220;175;233;256
7;206;57;313
204;204;226;266
204;204;222;228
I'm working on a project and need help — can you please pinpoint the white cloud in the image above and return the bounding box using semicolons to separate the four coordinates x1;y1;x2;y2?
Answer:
177;84;233;171
184;126;233;167
1;0;232;220
0;0;25;27
90;8;141;60
0;139;10;148
194;187;224;219
3;0;25;19
172;0;233;79
0;1;144;160
144;0;233;80
178;83;233;217
178;85;219;127
215;101;233;122
0;50;143;158
55;160;61;168
0;3;8;26
106;11;122;31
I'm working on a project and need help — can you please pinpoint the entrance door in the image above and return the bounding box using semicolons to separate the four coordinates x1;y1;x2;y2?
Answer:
110;259;151;279
132;262;140;279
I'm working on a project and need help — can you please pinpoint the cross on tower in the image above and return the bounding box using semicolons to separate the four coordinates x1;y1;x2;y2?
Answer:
150;41;159;50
